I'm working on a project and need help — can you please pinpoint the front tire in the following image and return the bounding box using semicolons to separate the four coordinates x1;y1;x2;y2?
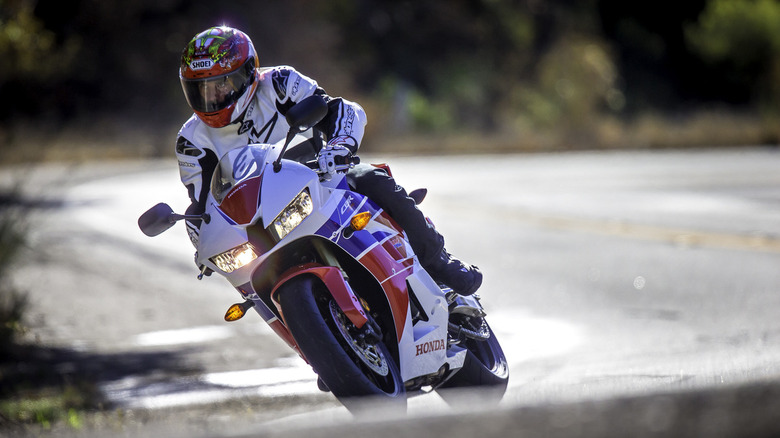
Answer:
277;276;405;408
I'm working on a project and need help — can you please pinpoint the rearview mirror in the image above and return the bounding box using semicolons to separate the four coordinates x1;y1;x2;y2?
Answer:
138;203;176;236
285;95;328;133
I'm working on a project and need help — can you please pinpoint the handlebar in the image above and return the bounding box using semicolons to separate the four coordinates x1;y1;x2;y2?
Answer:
305;154;361;173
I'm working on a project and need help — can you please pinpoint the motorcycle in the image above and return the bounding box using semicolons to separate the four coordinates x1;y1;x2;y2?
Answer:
138;95;508;410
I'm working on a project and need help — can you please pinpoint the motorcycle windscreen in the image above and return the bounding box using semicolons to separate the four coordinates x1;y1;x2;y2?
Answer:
211;145;271;225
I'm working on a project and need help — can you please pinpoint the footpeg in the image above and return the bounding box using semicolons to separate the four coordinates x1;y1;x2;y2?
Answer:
447;292;486;318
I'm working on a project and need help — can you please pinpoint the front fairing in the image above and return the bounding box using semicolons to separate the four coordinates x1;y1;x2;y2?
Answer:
194;143;326;282
210;145;273;226
259;159;320;230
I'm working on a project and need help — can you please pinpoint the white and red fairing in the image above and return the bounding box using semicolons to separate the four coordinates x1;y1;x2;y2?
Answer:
194;144;467;382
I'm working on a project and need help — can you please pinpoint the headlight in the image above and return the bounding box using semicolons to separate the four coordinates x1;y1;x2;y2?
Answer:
269;189;313;241
210;243;259;273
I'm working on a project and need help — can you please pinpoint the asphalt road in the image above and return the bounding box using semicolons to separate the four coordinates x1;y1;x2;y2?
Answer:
5;147;780;437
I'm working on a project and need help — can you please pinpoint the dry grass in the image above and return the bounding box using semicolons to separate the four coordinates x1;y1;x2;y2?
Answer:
1;109;778;165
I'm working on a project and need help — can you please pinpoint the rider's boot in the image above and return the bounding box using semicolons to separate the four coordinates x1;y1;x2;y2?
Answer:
425;249;483;296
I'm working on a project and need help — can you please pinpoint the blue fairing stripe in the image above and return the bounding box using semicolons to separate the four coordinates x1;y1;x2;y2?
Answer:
335;176;350;190
315;191;385;258
371;230;394;242
315;217;342;242
337;229;382;257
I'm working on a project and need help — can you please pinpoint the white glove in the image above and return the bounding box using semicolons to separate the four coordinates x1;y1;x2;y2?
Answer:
317;144;352;175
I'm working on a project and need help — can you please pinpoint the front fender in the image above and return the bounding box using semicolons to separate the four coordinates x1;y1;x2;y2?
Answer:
271;263;368;329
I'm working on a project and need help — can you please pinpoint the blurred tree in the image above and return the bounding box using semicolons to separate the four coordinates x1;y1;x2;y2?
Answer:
524;36;622;130
596;0;709;112
686;0;780;111
325;0;540;132
0;0;340;128
3;0;778;148
0;0;82;120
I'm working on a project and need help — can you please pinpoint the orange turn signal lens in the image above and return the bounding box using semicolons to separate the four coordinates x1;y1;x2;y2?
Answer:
350;212;372;231
225;301;254;322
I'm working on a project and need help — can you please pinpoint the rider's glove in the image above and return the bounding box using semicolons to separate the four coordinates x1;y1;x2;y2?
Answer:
317;144;352;175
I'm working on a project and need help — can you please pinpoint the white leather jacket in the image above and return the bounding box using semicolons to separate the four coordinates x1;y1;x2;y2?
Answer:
175;65;367;245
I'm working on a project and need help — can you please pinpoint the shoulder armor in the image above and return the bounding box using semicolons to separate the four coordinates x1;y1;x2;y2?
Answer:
176;136;201;157
271;67;294;101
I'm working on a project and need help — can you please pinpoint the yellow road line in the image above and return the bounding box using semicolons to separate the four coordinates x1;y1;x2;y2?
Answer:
520;213;780;253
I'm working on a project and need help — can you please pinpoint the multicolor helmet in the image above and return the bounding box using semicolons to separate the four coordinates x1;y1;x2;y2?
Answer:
179;27;260;128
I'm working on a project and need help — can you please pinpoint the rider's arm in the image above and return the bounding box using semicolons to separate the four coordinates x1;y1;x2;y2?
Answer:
268;66;367;154
175;126;218;247
313;89;366;154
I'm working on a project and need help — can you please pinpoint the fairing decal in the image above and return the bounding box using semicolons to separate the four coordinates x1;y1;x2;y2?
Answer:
374;211;404;235
218;176;262;225
370;230;394;243
357;244;412;341
314;215;342;242
314;191;366;243
334;176;350;190
312;190;413;341
381;235;410;261
213;202;238;225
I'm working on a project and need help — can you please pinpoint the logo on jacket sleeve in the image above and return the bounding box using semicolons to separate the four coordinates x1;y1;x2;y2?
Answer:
272;69;291;101
238;120;254;135
176;136;202;157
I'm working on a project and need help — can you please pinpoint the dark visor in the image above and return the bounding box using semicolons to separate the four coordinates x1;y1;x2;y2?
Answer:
181;59;255;113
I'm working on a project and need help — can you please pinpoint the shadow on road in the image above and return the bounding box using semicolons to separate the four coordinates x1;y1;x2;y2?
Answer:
0;342;199;429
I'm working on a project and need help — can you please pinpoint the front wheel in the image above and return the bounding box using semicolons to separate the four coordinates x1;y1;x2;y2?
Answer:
277;276;405;409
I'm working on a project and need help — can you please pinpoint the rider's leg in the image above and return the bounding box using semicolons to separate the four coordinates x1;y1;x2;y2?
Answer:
346;164;482;295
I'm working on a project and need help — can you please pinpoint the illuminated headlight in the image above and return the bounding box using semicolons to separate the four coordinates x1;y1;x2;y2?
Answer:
269;189;313;241
210;243;259;273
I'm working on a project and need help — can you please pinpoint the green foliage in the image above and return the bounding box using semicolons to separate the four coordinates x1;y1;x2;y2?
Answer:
0;194;28;349
686;0;780;109
0;385;87;429
3;0;780;144
527;36;624;129
0;1;80;81
325;0;540;132
686;0;780;66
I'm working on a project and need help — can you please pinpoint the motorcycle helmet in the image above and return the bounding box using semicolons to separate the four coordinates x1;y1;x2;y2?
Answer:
180;26;260;128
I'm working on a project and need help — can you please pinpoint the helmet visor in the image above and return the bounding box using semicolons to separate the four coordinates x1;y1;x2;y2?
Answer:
181;59;255;113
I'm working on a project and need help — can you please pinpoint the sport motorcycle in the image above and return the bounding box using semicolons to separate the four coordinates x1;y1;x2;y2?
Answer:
138;95;508;410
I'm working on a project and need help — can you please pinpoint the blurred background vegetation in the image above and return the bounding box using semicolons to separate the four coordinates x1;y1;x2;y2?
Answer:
2;0;780;160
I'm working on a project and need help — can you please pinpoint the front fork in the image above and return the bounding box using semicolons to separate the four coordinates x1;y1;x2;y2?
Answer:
269;263;385;364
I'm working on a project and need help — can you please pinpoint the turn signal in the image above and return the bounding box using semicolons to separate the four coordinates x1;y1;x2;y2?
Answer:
350;212;372;231
225;301;255;322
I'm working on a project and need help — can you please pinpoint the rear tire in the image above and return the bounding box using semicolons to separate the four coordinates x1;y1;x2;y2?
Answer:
277;276;406;410
438;318;509;402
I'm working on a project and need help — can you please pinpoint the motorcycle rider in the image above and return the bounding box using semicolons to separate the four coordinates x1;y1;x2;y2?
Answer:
175;26;481;296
